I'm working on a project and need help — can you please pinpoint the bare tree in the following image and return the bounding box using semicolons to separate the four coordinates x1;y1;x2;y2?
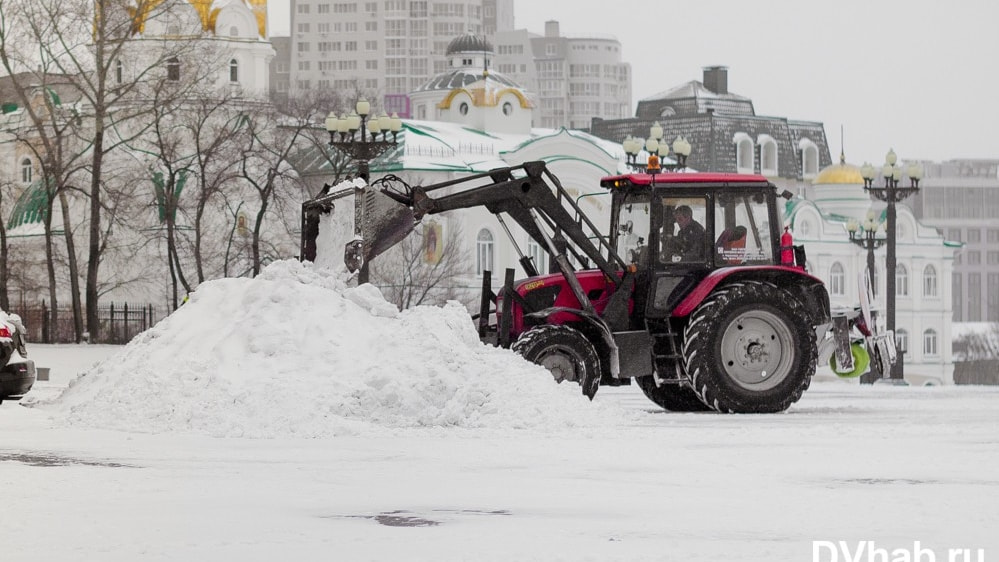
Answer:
370;219;474;309
234;91;353;276
0;1;95;339
1;0;223;338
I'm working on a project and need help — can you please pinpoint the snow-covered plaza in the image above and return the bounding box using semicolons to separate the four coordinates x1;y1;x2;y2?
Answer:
2;260;997;561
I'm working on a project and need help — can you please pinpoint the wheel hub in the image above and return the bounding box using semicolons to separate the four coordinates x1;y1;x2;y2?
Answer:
538;349;578;383
720;310;795;391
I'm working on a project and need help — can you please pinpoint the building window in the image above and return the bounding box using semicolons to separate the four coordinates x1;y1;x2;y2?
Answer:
896;263;908;296
829;262;845;296
527;239;546;274
923;265;938;297
923;329;938;357
895;329;908;356
459;102;469;115
953;272;963;322
20;158;32;184
476;228;494;275
229;59;238;83
800;138;819;177
988;273;999;322
969;273;981;321
758;134;778;176
733;132;753;173
502;102;513;116
230;26;239;37
166;57;180;81
115;60;123;84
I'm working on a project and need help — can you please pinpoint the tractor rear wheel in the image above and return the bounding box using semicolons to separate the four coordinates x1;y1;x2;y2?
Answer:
635;374;711;412
682;281;816;413
512;325;600;397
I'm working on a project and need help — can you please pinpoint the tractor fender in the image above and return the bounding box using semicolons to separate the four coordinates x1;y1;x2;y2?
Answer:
671;265;827;318
525;307;620;378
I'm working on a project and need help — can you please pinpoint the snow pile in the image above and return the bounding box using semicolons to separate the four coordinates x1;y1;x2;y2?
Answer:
39;260;631;438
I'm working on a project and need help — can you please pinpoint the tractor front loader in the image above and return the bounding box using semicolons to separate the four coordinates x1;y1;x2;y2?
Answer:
301;161;895;413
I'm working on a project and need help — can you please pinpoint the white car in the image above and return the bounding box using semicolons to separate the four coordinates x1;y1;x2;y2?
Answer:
0;311;36;404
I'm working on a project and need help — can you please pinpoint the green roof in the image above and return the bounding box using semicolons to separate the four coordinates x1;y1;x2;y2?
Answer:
6;181;50;230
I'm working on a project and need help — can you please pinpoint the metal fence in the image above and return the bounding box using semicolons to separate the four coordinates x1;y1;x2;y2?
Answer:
9;301;164;344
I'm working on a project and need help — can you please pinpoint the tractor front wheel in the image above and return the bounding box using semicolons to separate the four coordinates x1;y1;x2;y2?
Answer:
512;325;601;398
682;281;816;413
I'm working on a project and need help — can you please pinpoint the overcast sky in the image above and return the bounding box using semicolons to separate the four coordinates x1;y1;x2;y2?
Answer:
269;0;998;162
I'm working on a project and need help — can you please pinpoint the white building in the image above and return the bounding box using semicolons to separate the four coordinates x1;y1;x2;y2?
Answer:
787;156;958;385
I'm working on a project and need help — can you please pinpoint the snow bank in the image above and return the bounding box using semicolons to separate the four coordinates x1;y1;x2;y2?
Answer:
38;260;630;438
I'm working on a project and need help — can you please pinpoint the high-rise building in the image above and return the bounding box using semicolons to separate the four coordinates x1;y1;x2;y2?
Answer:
908;159;999;322
288;0;514;116
492;20;632;129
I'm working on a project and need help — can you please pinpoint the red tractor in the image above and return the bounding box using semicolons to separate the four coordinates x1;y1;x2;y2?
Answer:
302;161;892;413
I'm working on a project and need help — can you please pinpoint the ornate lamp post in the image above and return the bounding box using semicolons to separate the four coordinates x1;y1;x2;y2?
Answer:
846;212;886;294
622;121;691;176
846;212;887;383
324;99;402;183
860;149;923;382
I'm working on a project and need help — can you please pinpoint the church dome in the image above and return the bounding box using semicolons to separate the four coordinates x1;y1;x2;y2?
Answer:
813;154;864;185
413;69;520;94
446;34;493;56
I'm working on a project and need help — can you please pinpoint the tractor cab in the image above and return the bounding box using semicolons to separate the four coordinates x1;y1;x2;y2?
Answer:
600;172;791;325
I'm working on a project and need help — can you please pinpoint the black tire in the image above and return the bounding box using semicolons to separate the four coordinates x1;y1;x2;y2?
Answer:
635;374;711;412
682;281;816;413
512;324;601;397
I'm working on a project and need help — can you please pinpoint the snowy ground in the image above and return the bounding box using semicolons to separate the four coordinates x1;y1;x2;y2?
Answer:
2;262;998;561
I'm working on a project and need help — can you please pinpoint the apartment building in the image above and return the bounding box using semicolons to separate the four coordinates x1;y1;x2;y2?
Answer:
908;159;999;322
288;0;514;116
492;21;632;129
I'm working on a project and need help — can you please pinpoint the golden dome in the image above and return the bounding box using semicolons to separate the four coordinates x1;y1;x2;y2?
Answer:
127;0;267;37
813;152;864;185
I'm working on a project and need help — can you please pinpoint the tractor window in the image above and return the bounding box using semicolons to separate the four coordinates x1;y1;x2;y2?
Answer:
661;197;707;264
616;194;651;266
713;192;773;266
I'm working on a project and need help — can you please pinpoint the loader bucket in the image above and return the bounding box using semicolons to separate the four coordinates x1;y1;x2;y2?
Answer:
357;188;417;269
313;186;415;272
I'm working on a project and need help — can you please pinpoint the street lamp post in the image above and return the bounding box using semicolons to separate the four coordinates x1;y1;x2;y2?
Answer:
846;212;886;290
622;121;691;179
860;150;923;382
846;213;886;383
299;98;401;283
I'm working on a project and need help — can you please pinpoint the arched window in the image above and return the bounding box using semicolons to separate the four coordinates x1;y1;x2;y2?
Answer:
733;132;753;173
476;228;494;275
895;329;909;356
758;134;778;176
167;57;180;81
230;26;240;37
829;262;845;296
229;59;239;83
20;158;32;184
799;138;819;178
896;263;909;296
527;239;546;274
923;265;938;297
115;59;123;84
923;329;938;356
869;264;879;297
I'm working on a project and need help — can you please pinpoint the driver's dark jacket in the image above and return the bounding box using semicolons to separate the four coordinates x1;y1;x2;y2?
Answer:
677;221;705;260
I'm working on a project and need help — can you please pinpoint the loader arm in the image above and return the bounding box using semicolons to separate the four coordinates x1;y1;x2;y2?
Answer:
391;161;627;286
